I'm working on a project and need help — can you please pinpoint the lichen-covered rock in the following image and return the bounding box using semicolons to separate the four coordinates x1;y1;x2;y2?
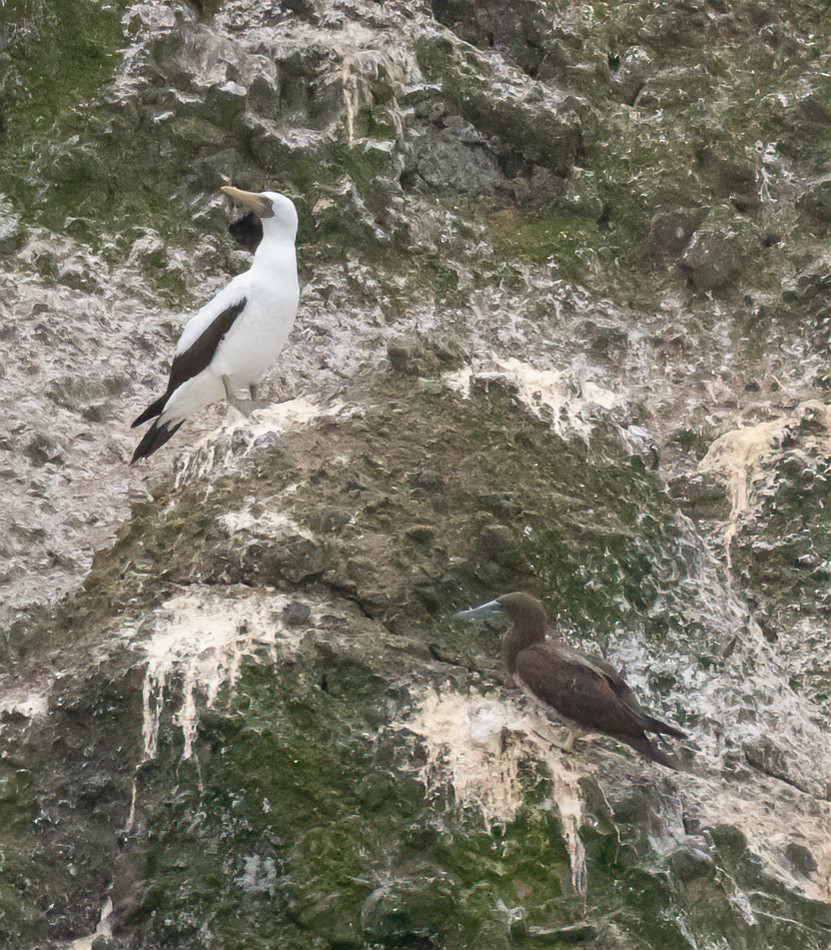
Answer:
692;402;831;710
648;208;707;262
413;127;505;194
2;0;831;946
3;366;831;948
798;175;831;225
0;196;22;254
678;207;747;292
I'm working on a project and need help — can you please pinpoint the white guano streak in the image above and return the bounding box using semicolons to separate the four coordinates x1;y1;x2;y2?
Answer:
698;401;829;567
444;358;620;441
139;590;304;762
404;688;588;895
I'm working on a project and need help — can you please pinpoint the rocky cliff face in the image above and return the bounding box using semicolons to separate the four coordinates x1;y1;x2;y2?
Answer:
1;0;829;947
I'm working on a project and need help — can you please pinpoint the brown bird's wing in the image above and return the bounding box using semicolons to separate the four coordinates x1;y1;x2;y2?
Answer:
515;643;648;739
554;645;686;739
556;645;631;693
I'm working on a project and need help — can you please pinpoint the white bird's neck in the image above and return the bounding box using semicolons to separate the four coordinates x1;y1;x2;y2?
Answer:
250;233;297;281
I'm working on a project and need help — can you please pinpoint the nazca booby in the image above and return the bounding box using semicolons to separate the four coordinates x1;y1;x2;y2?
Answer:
131;186;299;462
456;592;687;768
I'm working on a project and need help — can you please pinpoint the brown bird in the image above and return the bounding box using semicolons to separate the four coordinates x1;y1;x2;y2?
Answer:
455;591;687;768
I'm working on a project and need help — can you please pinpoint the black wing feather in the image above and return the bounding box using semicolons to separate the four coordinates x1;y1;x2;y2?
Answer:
132;392;169;428
617;734;684;769
166;297;247;394
642;714;687;739
131;419;185;464
131;297;247;428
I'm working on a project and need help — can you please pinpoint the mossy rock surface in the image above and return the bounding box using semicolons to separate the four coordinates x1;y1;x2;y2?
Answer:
2;364;829;948
2;0;831;946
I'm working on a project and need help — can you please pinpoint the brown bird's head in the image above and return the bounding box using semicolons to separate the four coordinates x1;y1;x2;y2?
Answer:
455;591;547;637
496;592;547;627
455;591;550;679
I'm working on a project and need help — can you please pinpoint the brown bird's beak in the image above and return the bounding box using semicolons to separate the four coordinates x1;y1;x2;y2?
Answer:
221;186;273;218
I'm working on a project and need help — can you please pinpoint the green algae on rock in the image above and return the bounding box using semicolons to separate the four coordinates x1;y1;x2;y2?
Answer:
3;361;830;947
2;0;831;946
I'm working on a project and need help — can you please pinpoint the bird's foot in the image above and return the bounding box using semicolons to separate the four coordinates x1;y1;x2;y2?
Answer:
532;726;580;754
558;728;579;754
232;400;257;418
549;738;577;755
222;376;266;417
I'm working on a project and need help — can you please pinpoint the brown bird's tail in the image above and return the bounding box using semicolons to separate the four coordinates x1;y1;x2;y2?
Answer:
620;733;686;770
643;715;687;740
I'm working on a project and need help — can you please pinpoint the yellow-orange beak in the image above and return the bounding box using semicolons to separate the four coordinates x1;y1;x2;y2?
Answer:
221;186;272;218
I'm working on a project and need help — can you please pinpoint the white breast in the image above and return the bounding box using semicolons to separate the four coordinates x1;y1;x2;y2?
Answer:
158;227;300;427
210;272;299;385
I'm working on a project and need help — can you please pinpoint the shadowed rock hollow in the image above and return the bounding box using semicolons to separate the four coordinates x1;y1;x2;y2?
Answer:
1;0;830;947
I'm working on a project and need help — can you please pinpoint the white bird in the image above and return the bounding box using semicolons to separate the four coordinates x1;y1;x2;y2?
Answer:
131;186;300;462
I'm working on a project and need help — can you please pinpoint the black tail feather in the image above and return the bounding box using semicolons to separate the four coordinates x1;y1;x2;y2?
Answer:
132;393;169;428
619;733;686;770
131;419;185;463
643;715;687;740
